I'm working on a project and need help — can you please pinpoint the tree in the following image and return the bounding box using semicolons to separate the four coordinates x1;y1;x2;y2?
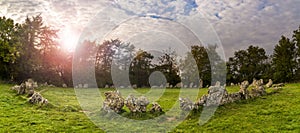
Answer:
156;48;181;87
94;39;135;87
0;16;20;80
293;26;300;81
129;50;154;87
10;15;62;85
272;36;297;83
227;45;269;83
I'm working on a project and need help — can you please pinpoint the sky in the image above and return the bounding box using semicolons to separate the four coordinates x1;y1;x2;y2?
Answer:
0;0;299;58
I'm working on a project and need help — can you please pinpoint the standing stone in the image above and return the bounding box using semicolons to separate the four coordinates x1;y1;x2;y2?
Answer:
29;93;48;105
205;85;226;106
215;81;221;87
62;84;67;88
189;83;194;88
239;81;250;99
11;85;20;91
132;84;137;89
18;83;26;95
230;83;235;86
251;78;257;87
179;97;196;111
176;82;182;88
266;79;273;88
102;90;124;113
78;84;83;88
160;84;164;88
199;79;203;88
125;95;149;113
105;85;109;88
150;102;163;113
250;79;266;97
166;83;170;88
260;79;264;85
83;84;89;88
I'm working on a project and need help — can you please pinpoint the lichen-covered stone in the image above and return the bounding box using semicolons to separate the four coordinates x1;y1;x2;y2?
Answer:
102;90;124;113
150;102;163;113
205;85;227;106
273;83;284;87
239;81;250;99
179;97;196;111
18;83;26;95
29;93;48;105
125;95;149;113
266;79;273;88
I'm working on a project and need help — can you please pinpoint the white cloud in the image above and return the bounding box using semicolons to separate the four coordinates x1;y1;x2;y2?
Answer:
0;0;299;58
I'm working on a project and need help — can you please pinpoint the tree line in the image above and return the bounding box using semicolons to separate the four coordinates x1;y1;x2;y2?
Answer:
0;15;300;87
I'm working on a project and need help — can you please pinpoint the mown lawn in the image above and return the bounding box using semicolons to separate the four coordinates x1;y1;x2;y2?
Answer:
0;84;300;132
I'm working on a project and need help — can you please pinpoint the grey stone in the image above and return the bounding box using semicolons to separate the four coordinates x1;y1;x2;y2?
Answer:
29;93;48;105
150;102;163;113
102;90;124;113
179;97;196;111
266;79;273;88
125;95;149;113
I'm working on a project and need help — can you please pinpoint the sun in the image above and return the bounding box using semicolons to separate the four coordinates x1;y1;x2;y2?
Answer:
60;28;79;52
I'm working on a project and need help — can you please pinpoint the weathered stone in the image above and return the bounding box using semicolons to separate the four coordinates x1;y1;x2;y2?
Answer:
179;97;196;111
105;85;109;88
266;79;273;88
251;78;257;87
199;79;203;88
27;89;35;97
102;90;124;113
250;79;266;97
205;85;227;106
150;102;163;113
18;83;26;95
78;84;83;88
49;84;56;87
273;83;284;87
83;84;89;88
189;83;194;88
195;95;207;106
166;83;170;88
125;95;149;113
239;81;250;99
176;82;182;88
62;84;67;88
11;85;20;91
29;93;48;105
132;84;137;89
230;83;235;86
160;84;164;88
215;81;221;87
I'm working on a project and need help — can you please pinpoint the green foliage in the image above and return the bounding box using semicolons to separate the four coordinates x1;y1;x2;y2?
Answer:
227;45;270;83
156;48;181;87
180;45;225;87
129;49;154;87
272;36;297;83
0;16;20;80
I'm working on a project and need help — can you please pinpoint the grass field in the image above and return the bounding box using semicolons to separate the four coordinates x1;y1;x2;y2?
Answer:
0;84;300;132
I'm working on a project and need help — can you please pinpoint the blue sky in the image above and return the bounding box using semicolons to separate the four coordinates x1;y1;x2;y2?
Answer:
0;0;299;58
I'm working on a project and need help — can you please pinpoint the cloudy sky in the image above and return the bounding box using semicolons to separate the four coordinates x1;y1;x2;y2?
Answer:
0;0;299;58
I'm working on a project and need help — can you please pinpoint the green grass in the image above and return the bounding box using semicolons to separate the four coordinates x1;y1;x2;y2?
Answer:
0;84;300;132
